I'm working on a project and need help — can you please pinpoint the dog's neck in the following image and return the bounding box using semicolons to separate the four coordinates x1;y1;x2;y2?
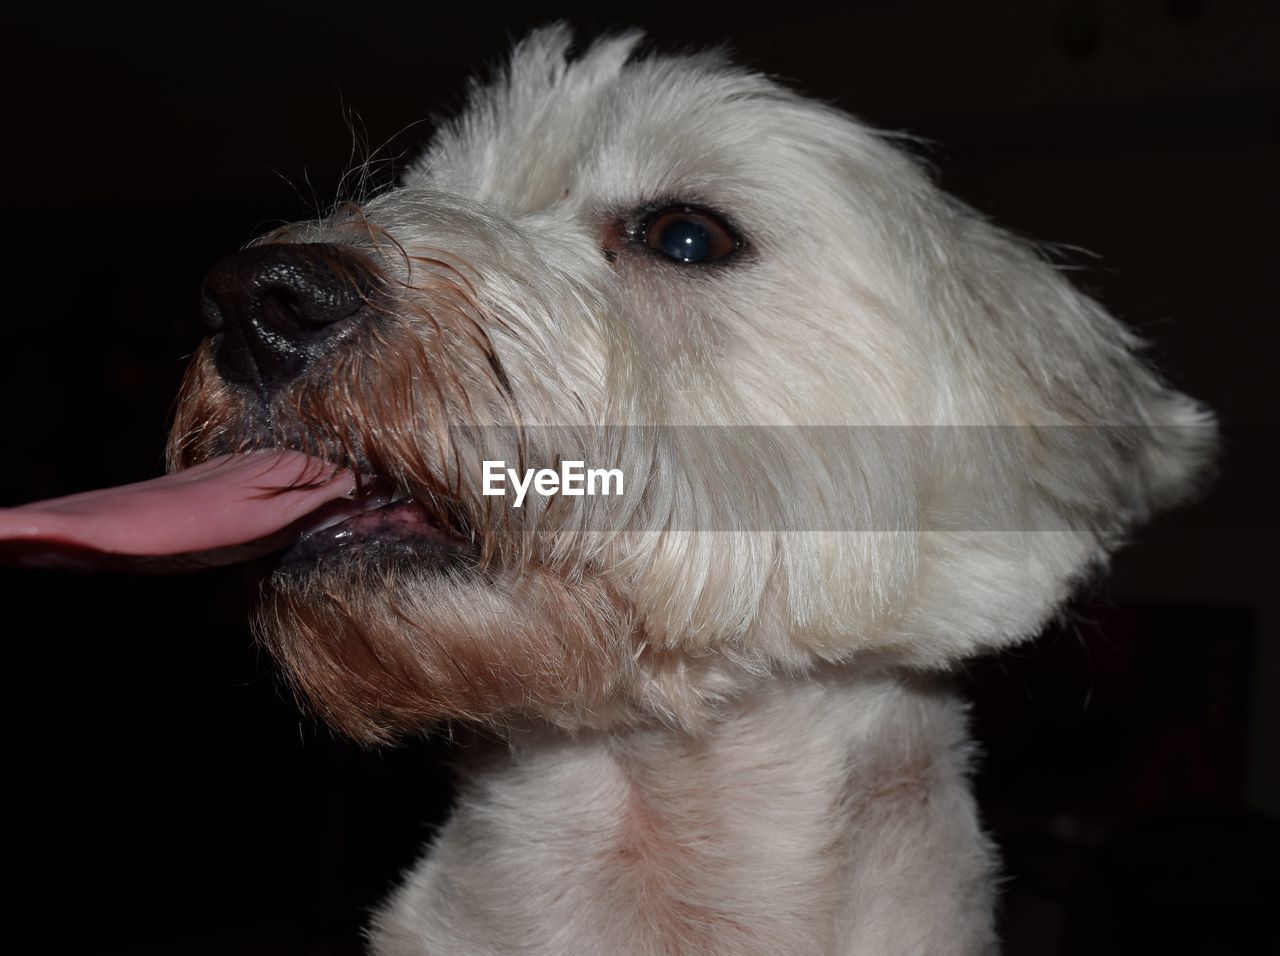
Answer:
373;672;997;955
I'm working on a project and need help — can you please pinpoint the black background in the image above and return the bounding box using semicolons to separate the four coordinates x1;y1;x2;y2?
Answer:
3;2;1278;953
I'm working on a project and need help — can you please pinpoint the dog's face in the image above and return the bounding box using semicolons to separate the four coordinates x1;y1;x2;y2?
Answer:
166;28;1213;742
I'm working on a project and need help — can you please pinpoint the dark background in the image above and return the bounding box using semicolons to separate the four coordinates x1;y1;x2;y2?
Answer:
3;2;1277;953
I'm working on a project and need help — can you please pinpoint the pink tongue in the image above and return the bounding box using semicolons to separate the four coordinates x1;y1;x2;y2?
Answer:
0;452;355;564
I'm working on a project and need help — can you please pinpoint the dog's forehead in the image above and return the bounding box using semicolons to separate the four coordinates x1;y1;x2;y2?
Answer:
402;37;810;218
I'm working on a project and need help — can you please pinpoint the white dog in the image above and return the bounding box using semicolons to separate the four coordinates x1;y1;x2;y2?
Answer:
1;25;1214;955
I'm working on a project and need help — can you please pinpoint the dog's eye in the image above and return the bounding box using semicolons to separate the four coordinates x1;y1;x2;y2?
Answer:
643;207;740;264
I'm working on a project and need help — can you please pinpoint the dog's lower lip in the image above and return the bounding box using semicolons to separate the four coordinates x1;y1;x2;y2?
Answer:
273;478;475;571
292;478;403;536
304;497;448;544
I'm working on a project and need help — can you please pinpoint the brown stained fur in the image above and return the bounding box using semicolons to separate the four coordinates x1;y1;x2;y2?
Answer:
167;235;633;744
261;560;634;744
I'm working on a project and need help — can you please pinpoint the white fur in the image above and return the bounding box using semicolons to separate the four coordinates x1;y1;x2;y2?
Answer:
375;673;994;956
269;27;1212;954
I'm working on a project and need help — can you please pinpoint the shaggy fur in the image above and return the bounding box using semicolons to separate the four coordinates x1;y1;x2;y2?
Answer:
169;27;1214;955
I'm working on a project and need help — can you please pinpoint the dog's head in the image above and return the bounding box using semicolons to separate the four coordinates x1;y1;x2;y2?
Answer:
165;28;1214;742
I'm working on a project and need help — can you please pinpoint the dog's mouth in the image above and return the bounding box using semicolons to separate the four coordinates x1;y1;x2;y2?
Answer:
0;450;476;573
274;474;476;573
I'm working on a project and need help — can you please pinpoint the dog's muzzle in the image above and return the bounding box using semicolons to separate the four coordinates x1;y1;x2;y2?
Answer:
200;242;381;393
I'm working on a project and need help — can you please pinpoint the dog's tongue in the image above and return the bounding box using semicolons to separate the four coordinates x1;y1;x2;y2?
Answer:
0;451;355;571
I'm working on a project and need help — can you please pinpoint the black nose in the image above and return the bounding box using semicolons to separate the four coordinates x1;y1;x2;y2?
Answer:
200;243;381;391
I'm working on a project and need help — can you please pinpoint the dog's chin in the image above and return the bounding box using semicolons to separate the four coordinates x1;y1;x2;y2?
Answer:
253;521;634;744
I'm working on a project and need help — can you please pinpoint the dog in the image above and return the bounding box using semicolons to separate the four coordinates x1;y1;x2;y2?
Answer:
1;25;1214;956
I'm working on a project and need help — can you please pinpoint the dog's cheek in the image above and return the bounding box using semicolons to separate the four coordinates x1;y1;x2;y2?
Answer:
255;565;635;742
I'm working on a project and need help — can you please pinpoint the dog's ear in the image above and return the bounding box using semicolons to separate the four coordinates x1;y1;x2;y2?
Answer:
949;215;1216;532
882;212;1217;664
